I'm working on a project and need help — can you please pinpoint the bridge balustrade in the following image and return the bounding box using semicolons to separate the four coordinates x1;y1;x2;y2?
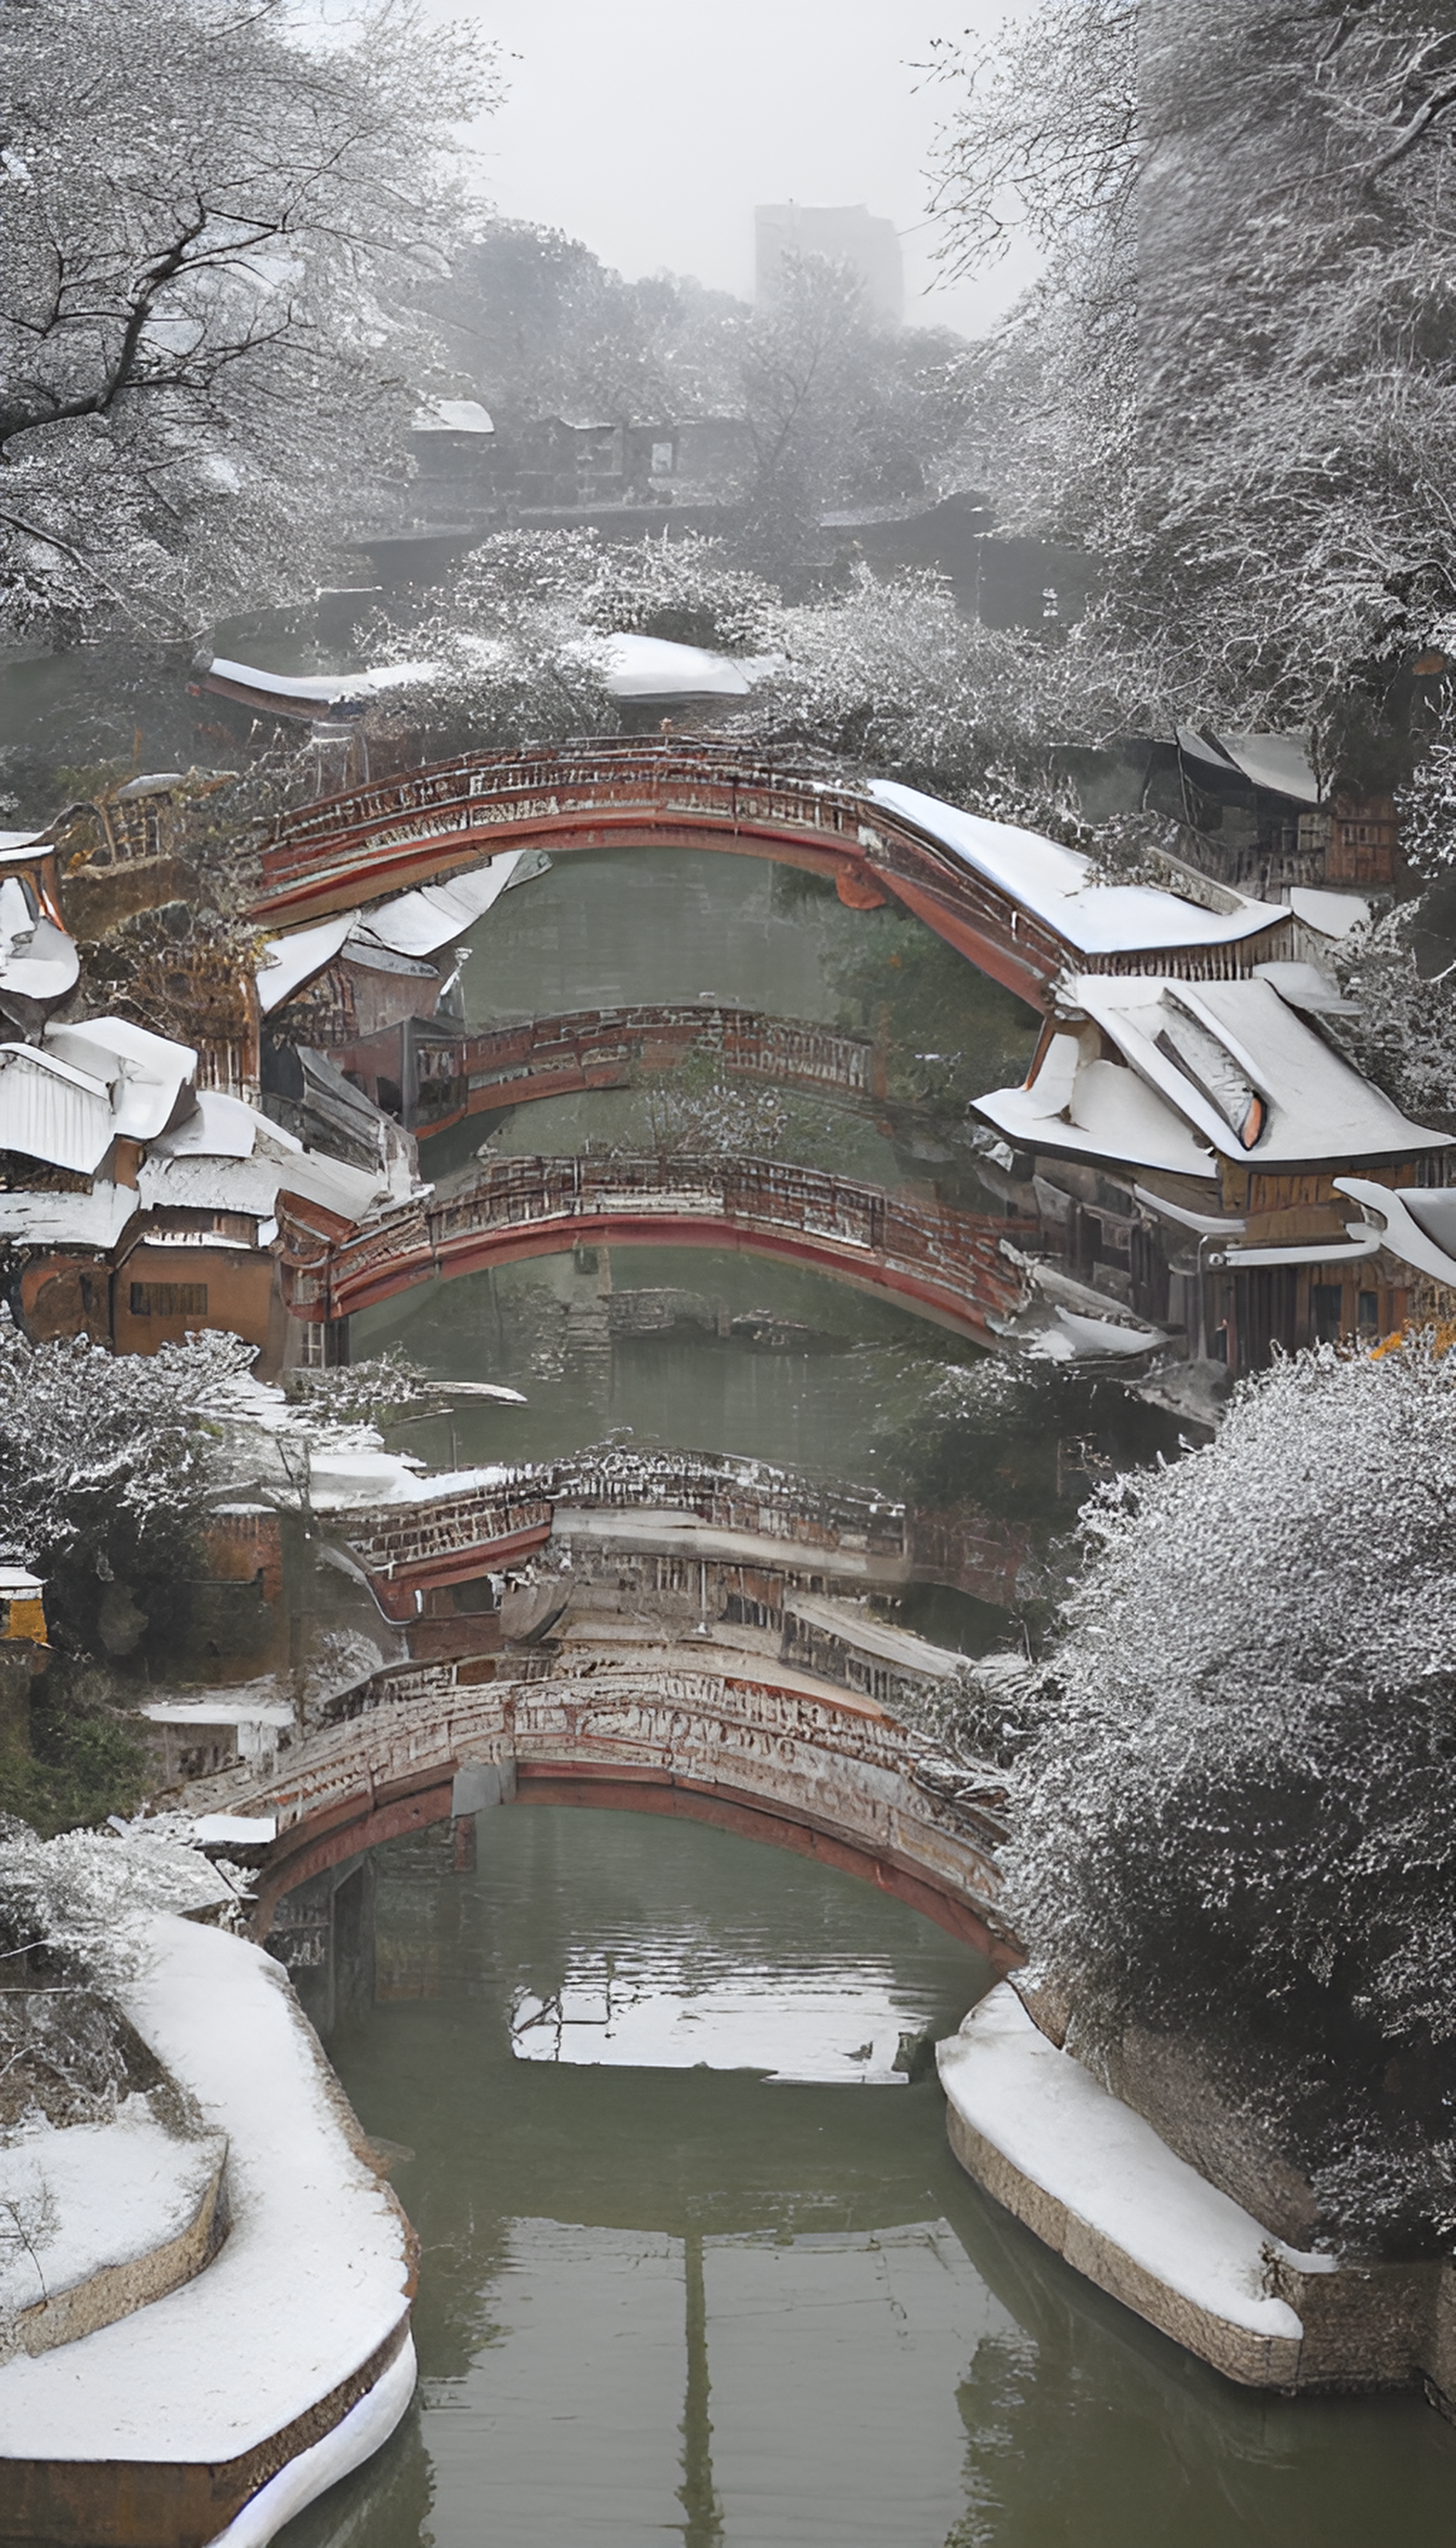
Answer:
282;1152;1030;1336
453;1005;875;1110
260;741;870;895
251;739;1082;1001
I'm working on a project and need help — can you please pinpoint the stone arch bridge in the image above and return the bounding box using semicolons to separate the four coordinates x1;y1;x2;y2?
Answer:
205;1663;1017;1971
281;1151;1034;1345
333;1440;1029;1639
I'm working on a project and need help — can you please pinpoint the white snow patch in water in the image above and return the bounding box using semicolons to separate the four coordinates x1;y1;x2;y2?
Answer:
510;1957;935;2084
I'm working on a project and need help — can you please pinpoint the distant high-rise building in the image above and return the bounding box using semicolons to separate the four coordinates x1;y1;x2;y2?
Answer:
754;204;904;328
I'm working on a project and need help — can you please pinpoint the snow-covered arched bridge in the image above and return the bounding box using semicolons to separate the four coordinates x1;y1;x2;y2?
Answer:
280;1152;1034;1344
215;1664;1016;1966
251;739;1295;1011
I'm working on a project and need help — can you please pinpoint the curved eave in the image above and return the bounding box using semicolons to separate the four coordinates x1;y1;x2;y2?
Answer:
1334;1177;1456;1289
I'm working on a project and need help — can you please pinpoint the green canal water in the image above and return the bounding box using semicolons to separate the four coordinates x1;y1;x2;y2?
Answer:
280;1808;1456;2548
287;845;1455;2541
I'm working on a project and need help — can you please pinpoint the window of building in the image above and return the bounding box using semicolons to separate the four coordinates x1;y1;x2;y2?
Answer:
1312;1283;1344;1344
130;1282;208;1317
1358;1290;1380;1334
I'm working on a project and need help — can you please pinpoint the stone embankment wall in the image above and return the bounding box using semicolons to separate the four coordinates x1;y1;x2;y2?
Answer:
943;1981;1456;2406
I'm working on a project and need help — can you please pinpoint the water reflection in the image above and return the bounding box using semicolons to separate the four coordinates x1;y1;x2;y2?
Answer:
278;1811;1456;2548
508;1957;934;2084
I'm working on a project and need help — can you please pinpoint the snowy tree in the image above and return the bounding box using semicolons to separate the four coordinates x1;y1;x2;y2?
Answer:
0;1315;255;1654
0;0;497;646
378;530;1168;852
737;562;1160;794
1006;1337;1456;2253
928;1;1456;769
431;221;749;433
1329;905;1456;1125
1398;730;1456;876
735;255;968;581
367;526;784;753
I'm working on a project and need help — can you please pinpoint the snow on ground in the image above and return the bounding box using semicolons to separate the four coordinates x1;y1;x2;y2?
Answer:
0;1915;411;2461
938;1984;1328;2338
0;2106;223;2323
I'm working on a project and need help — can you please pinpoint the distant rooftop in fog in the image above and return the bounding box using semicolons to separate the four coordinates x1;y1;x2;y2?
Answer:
755;203;904;327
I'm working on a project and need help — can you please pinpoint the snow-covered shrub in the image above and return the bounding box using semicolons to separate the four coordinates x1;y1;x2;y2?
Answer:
280;1351;439;1430
0;1315;253;1654
0;1818;239;1993
734;567;1157;798
1008;1337;1456;2254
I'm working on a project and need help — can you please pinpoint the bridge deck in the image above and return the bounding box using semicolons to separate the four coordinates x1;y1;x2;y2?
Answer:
334;1447;1027;1616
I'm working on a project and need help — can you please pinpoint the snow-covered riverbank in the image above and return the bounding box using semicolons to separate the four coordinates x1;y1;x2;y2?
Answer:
0;1914;414;2547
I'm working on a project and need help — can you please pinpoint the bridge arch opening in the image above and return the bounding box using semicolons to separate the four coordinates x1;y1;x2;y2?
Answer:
236;1668;1017;1983
255;1758;1010;1966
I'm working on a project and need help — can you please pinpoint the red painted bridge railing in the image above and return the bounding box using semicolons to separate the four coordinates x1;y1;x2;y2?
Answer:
407;1002;878;1135
252;739;1070;1005
280;1151;1034;1344
338;1445;1028;1615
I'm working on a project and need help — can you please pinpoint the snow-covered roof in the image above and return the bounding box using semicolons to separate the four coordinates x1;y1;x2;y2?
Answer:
255;915;354;1014
0;1179;136;1250
277;1145;392;1222
1335;1177;1456;1290
1177;728;1322;805
0;830;50;857
1251;960;1357;1016
46;1017;198;1140
257;852;536;1003
200;654;439;712
150;1088;296;1164
412;397;494;435
868;781;1288;956
596;633;755;701
978;1038;1216;1181
1083;975;1450;1165
350;851;531;958
0;874;78;1013
0;1043;116;1174
1288;885;1371;940
975;974;1452;1177
1211;730;1321;805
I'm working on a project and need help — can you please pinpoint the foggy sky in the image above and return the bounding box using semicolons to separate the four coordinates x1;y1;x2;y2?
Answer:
454;0;1042;339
